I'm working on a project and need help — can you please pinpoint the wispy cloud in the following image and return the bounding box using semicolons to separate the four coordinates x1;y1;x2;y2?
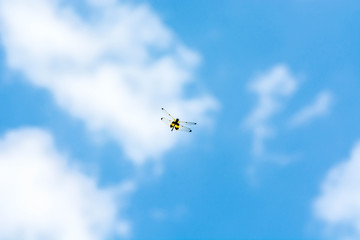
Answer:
0;0;218;164
313;141;360;240
244;64;298;157
0;128;135;240
289;90;333;127
150;205;188;222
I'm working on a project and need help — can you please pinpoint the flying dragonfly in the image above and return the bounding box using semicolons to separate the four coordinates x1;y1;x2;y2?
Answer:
161;108;197;132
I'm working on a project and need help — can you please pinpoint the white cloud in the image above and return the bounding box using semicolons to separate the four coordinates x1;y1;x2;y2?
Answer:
289;90;333;127
0;0;218;164
313;141;360;240
0;128;134;240
244;64;298;157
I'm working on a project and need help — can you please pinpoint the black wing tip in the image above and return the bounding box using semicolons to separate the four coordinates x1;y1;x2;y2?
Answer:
161;107;164;110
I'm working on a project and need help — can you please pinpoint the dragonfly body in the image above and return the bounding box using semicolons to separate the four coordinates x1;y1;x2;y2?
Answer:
170;118;180;131
161;108;197;132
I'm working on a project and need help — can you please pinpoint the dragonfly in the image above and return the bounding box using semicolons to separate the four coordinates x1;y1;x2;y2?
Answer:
161;108;197;132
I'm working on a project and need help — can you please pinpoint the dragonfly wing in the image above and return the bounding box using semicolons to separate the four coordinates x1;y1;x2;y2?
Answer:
180;121;197;125
161;117;172;126
161;108;175;120
178;124;192;132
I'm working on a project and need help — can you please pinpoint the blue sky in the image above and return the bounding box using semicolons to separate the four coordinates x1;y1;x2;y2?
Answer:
0;0;360;239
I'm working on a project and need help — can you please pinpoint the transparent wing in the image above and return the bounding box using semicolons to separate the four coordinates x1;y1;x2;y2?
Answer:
177;124;192;132
161;108;175;120
161;117;172;126
180;121;197;125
